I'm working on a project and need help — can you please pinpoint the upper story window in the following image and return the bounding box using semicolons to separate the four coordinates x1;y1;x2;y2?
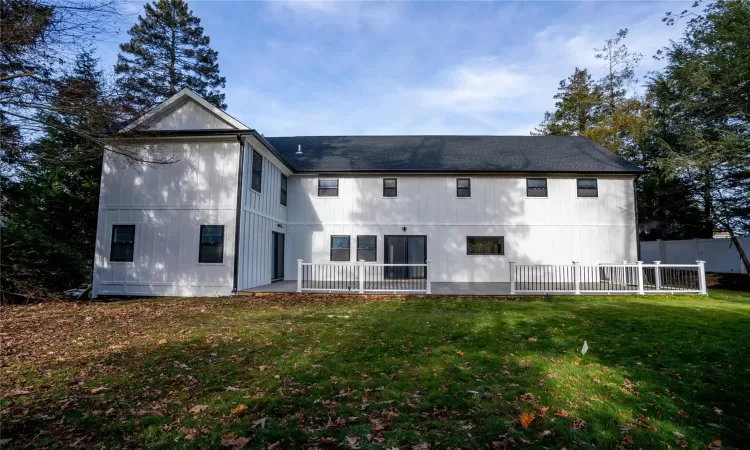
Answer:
526;178;548;197
330;235;350;261
457;178;471;197
318;178;339;197
577;178;598;197
280;174;287;206
251;150;263;193
199;225;225;264
383;178;397;197
110;225;135;262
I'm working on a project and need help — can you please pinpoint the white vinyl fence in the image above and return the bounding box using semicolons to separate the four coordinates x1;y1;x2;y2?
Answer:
510;261;707;295
297;260;431;294
641;238;749;274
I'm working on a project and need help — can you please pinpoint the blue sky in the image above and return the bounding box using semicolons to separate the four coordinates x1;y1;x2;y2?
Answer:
101;1;690;136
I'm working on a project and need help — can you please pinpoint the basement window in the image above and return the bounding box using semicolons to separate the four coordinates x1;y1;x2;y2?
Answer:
110;225;135;262
577;178;598;197
330;236;350;261
199;225;225;264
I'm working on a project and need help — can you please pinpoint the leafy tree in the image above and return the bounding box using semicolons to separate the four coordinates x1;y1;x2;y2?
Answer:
115;0;226;118
533;68;602;136
1;52;111;299
649;0;750;272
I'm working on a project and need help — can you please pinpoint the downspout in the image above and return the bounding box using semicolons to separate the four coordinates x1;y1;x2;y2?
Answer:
634;176;641;262
232;135;245;294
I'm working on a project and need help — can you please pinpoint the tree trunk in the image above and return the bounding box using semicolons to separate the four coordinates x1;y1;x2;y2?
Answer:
725;223;750;275
701;170;714;238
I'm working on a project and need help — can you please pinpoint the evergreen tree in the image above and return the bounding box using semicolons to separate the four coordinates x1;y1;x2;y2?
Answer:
1;52;111;298
532;68;603;136
649;0;750;271
115;0;226;117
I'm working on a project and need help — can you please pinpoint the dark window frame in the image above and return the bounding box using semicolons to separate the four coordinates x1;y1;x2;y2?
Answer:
199;225;225;264
383;178;397;197
466;236;505;255
576;178;598;198
457;178;471;198
526;178;548;197
110;224;136;262
251;150;263;193
318;178;339;197
330;235;351;261
280;174;288;206
357;235;377;262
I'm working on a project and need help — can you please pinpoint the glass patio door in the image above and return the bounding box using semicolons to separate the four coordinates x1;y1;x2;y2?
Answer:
384;236;426;279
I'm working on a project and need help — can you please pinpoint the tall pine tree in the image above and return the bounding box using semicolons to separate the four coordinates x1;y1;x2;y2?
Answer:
115;0;226;118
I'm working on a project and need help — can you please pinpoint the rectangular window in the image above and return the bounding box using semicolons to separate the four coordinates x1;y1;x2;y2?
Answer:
110;225;135;262
467;236;504;255
318;178;339;197
330;235;350;261
280;174;288;206
251;150;263;193
357;235;377;262
383;178;397;197
457;178;471;197
577;178;598;197
199;225;225;263
526;178;548;197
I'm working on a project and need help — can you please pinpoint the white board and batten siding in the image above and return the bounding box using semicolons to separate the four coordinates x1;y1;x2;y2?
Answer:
236;135;291;290
285;174;638;283
92;138;241;297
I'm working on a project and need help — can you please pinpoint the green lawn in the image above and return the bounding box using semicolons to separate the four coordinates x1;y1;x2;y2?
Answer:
2;291;749;449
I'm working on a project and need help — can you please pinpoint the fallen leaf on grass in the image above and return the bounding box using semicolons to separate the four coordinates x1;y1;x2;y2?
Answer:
555;408;570;418
220;434;249;448
519;412;534;429
570;418;587;430
677;439;688;448
158;339;168;345
345;435;360;449
456;350;464;356
252;417;267;429
267;442;281;450
231;404;248;415
528;337;537;342
317;437;337;444
713;407;723;415
190;405;208;414
519;392;536;402
90;386;109;394
412;444;430;450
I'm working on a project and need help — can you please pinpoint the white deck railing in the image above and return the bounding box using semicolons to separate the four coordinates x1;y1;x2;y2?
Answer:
297;260;431;294
509;260;707;295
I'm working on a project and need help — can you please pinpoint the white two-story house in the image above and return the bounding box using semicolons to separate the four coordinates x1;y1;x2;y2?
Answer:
92;89;642;297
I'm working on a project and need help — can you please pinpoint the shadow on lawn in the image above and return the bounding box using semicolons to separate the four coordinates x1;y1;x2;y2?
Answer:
3;296;749;449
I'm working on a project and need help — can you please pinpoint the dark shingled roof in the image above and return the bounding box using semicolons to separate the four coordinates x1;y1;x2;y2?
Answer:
264;135;643;174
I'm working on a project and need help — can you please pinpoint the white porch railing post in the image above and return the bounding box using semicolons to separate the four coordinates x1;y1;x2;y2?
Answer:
654;261;662;291
509;261;516;294
637;261;645;294
697;260;707;294
573;261;580;295
425;260;432;294
358;260;365;294
296;259;303;293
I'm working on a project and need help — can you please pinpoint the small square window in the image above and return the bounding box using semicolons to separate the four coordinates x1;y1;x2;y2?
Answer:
357;235;377;262
526;178;548;197
457;178;471;197
199;225;224;263
467;236;504;255
383;178;397;197
577;178;598;197
251;150;263;193
318;179;339;197
330;235;350;261
110;225;135;262
280;174;288;206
